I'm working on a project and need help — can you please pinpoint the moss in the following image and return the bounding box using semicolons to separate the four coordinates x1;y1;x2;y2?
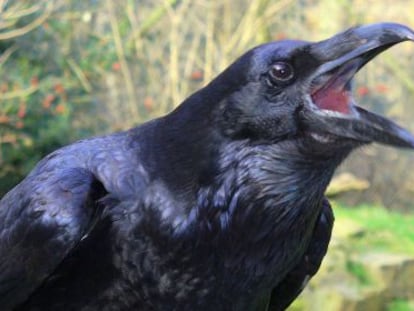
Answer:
288;299;306;311
346;260;373;286
386;299;414;311
333;204;414;255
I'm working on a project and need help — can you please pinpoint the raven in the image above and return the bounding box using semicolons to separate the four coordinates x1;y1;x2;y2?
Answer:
1;23;414;311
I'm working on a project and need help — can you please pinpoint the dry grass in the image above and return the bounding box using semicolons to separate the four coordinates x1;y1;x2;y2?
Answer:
99;0;296;128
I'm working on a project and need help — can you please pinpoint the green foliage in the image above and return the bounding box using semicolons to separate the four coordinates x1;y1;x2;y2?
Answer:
0;1;96;194
387;299;414;311
346;260;373;286
333;203;414;254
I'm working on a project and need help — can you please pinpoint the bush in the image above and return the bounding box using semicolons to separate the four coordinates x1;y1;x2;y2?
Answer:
0;1;97;194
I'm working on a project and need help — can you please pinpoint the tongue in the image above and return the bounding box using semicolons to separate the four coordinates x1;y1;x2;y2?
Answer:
311;87;351;114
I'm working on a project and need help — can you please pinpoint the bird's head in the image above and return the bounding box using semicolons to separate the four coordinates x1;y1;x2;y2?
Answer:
214;23;414;152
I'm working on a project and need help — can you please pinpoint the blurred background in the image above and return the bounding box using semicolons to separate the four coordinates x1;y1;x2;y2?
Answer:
1;0;414;309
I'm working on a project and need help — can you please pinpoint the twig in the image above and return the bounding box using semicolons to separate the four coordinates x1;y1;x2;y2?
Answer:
131;0;180;39
106;0;139;119
0;2;53;40
0;44;17;68
383;54;414;95
0;85;38;100
66;58;92;93
2;3;43;20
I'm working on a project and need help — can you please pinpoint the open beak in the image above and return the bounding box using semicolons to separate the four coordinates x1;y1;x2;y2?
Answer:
300;22;414;148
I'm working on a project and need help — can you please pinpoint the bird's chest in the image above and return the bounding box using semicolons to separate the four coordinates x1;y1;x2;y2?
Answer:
112;170;324;310
193;175;322;283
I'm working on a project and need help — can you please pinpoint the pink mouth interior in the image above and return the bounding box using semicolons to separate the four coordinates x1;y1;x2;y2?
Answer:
311;87;352;114
311;62;358;115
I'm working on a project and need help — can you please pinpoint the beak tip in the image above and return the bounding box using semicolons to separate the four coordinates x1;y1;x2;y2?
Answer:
382;22;414;42
393;23;414;41
396;129;414;149
356;22;414;43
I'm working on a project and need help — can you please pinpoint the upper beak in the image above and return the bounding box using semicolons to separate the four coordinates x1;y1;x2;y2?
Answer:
300;22;414;148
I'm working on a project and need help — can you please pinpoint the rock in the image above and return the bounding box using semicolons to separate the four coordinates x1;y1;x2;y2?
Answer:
297;283;386;311
332;218;366;240
288;214;414;310
326;173;370;197
357;252;414;300
290;246;414;310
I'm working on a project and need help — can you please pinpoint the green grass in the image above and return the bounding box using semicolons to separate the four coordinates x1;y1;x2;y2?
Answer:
333;203;414;255
345;260;373;286
387;299;414;311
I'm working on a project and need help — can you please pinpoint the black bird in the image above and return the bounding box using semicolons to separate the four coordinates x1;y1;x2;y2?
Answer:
1;23;414;311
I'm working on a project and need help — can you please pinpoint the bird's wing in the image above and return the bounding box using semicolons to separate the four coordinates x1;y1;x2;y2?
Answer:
0;166;107;310
268;198;334;311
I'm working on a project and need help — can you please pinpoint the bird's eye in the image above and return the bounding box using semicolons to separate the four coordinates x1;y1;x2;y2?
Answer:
268;62;294;83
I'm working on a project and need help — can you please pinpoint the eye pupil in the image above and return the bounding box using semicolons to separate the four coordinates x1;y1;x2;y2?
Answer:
269;62;294;82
